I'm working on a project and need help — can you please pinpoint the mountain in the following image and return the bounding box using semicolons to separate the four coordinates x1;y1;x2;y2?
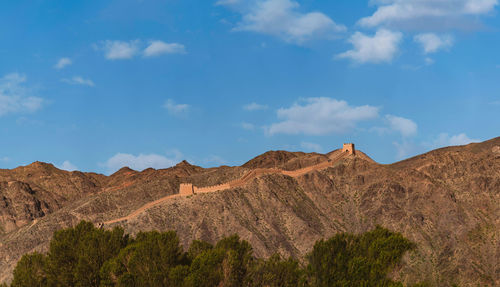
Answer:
1;138;499;286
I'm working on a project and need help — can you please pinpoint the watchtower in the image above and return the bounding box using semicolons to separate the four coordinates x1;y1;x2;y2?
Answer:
342;143;355;155
179;183;195;195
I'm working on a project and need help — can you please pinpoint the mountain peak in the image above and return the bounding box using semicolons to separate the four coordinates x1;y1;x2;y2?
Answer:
110;167;136;176
175;160;193;167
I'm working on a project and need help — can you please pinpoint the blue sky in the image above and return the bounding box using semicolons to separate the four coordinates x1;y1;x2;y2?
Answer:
1;0;499;174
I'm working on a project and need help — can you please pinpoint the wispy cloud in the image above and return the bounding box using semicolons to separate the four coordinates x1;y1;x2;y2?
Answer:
54;57;72;69
336;29;402;64
430;133;480;148
414;33;454;54
385;115;418;137
393;140;422;160
101;151;182;174
163;99;190;116
393;132;480;160
0;73;44;116
241;122;255;130
202;155;228;166
300;141;323;153
358;0;498;29
143;41;186;57
266;97;379;135
96;40;187;60
61;76;95;87
100;40;140;60
220;0;346;44
243;102;268;111
57;161;78;171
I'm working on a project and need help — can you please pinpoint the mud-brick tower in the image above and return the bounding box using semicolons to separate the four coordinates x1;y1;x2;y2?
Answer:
179;183;194;195
342;143;355;155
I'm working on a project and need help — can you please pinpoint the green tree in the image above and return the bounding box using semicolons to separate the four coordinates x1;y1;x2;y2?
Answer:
45;221;128;286
10;252;47;287
307;226;415;287
10;222;420;287
185;235;253;287
245;254;305;287
169;265;190;287
187;240;212;261
101;230;185;286
216;235;253;287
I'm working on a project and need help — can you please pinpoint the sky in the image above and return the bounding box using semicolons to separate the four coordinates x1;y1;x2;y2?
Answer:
1;0;499;174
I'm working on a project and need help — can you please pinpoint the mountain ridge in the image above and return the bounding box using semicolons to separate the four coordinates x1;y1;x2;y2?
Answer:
1;138;499;286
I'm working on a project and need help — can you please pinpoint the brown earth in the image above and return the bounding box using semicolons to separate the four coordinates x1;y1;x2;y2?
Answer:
0;138;499;286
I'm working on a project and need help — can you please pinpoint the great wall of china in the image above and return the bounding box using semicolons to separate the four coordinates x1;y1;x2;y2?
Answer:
104;143;355;225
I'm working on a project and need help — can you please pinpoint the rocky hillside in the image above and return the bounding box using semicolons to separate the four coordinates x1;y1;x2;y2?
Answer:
1;138;499;286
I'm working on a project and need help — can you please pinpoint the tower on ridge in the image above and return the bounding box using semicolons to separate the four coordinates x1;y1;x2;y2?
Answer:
342;143;355;155
179;183;194;195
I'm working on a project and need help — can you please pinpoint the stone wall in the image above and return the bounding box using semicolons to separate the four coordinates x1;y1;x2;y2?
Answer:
178;144;352;195
195;183;231;193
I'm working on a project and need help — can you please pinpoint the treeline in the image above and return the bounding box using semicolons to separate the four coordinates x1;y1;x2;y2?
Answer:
6;221;424;287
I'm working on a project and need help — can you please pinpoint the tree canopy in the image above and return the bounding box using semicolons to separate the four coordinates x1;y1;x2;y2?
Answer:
8;221;422;287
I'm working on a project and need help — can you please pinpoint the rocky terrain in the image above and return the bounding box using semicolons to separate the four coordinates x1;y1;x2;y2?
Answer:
1;138;499;286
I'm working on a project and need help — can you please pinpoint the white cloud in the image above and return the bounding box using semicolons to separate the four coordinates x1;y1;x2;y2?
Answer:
102;152;181;173
163;99;190;115
143;41;186;57
385;115;417;137
266;97;379;135
300;141;323;152
222;0;346;44
61;76;95;87
203;155;228;166
0;73;44;116
431;133;480;147
241;122;255;130
57;161;78;171
393;140;422;160
392;132;480;161
54;58;72;69
336;29;402;64
0;156;9;162
97;40;186;60
414;33;454;54
101;40;140;60
358;0;498;28
243;102;268;111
